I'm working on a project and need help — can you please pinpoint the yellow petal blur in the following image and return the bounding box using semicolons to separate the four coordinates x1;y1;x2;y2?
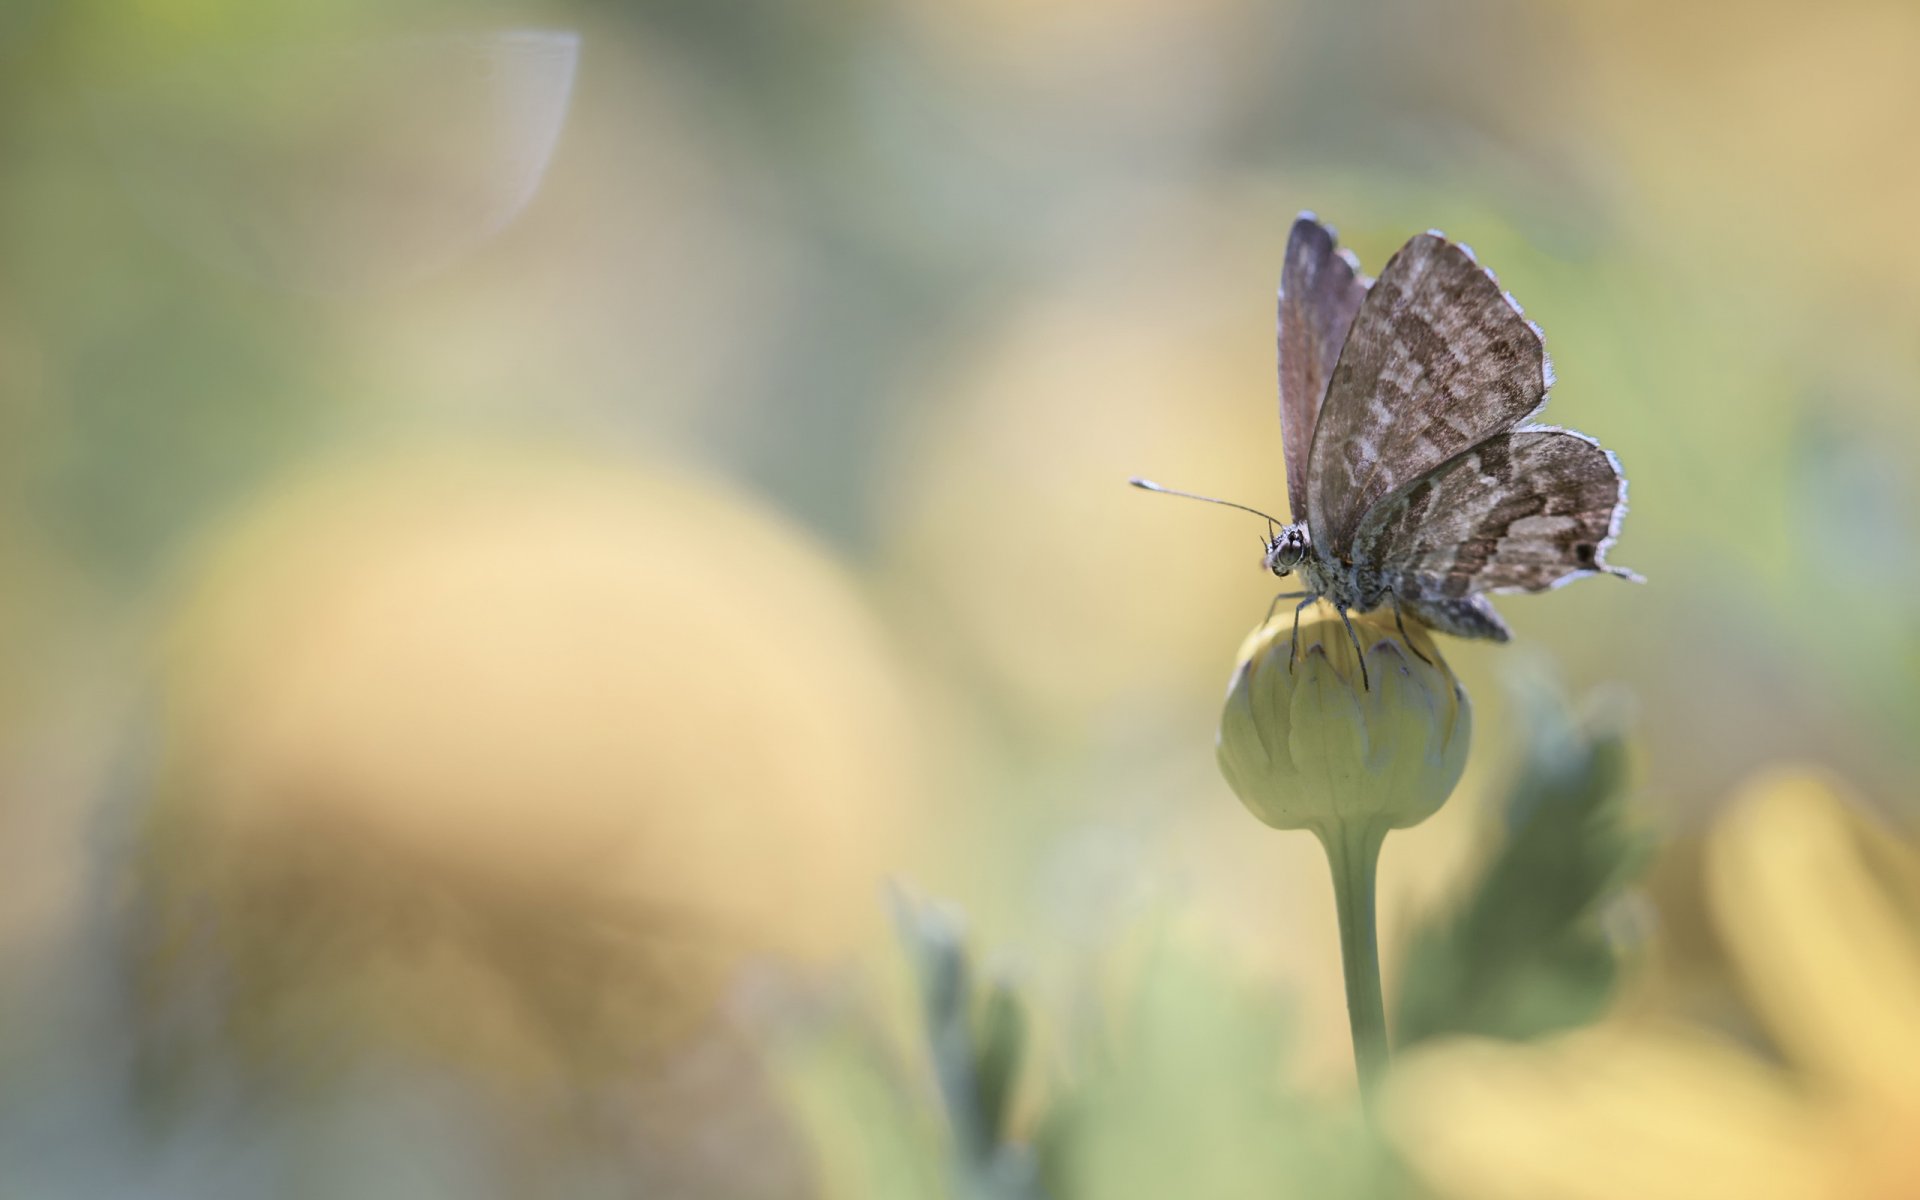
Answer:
133;446;918;1087
1385;1029;1834;1200
1705;768;1920;1108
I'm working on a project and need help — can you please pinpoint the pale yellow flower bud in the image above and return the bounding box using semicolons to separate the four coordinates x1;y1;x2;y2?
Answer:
1217;601;1471;834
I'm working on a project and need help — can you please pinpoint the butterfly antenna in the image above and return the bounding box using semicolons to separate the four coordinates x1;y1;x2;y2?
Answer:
1129;478;1286;526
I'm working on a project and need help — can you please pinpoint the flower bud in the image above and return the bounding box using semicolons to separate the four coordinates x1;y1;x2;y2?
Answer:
1217;601;1471;832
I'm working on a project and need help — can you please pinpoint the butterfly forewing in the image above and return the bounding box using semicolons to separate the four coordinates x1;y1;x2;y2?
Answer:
1352;428;1629;601
1278;215;1370;523
1305;233;1549;559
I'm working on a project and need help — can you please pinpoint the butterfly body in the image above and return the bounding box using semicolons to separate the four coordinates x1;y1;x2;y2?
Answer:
1263;523;1381;611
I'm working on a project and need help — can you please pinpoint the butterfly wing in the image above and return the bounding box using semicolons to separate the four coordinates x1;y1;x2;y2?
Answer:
1305;232;1548;560
1400;595;1512;643
1353;428;1632;617
1278;214;1370;523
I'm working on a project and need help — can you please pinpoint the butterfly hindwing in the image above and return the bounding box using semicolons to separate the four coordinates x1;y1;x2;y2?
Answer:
1305;232;1549;559
1353;428;1630;605
1278;215;1370;523
1400;594;1512;642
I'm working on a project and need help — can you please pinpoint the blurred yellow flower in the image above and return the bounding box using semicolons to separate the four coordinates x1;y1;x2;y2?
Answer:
1385;768;1920;1200
131;447;919;1100
876;204;1310;729
1217;602;1469;835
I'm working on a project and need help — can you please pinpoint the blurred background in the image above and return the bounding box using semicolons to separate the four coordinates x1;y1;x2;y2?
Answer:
3;0;1919;1196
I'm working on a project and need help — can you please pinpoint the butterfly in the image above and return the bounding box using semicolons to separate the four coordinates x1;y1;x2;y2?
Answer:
1134;213;1637;685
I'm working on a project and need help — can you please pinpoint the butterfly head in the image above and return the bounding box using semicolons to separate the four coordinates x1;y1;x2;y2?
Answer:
1263;524;1311;576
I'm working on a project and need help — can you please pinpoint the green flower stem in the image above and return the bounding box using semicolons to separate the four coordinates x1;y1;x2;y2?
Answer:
1315;817;1390;1100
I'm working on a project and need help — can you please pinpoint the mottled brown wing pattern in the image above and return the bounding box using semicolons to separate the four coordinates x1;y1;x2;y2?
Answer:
1400;594;1513;642
1278;215;1370;522
1306;233;1549;559
1353;429;1629;606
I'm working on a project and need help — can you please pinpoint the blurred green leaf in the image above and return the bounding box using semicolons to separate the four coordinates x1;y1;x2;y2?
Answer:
1035;937;1400;1200
1393;680;1651;1046
974;980;1025;1149
889;885;1044;1200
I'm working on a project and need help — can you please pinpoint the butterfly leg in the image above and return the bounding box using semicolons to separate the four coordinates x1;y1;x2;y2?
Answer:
1337;605;1371;691
1265;590;1311;626
1286;595;1315;674
1391;596;1436;667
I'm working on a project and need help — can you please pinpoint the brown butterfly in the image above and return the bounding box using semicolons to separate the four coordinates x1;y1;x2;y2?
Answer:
1134;213;1638;684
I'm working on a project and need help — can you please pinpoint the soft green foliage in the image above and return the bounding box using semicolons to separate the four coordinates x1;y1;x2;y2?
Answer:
844;894;1409;1200
776;891;1043;1200
891;888;1044;1200
972;980;1026;1158
778;1022;951;1200
1036;940;1398;1200
1393;681;1651;1046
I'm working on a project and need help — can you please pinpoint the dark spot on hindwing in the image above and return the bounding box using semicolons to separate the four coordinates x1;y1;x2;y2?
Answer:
1474;436;1514;480
1401;477;1434;526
